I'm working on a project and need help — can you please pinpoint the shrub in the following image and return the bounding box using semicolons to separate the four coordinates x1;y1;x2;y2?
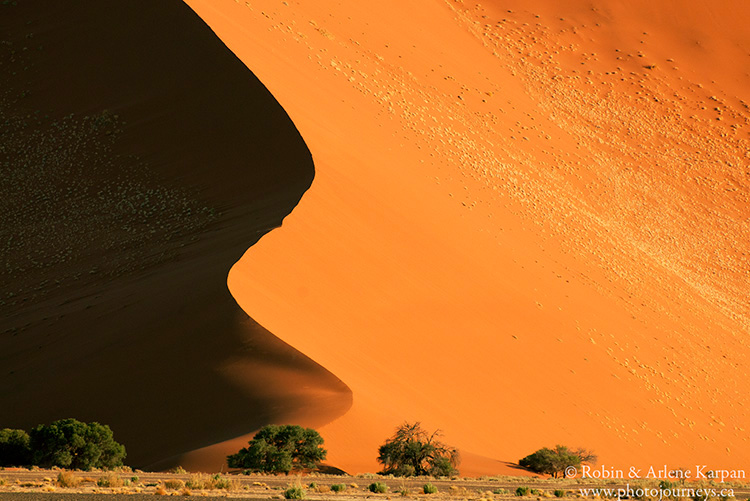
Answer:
331;483;347;492
184;473;233;490
180;487;192;496
56;471;81;488
212;473;232;490
531;488;542;496
97;472;124;488
171;466;187;474
519;445;596;478
424;483;438;494
516;486;531;496
227;425;326;474
397;480;411;497
130;475;139;484
165;479;185;490
449;485;470;497
554;489;566;498
369;482;388;493
284;486;306;499
0;429;32;467
377;422;460;476
30;418;126;470
185;475;203;489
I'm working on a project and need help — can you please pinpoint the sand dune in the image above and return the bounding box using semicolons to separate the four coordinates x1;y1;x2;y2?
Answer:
0;0;349;470
185;0;750;475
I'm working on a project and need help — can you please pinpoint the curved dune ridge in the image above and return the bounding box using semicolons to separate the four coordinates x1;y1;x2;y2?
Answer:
0;0;350;471
185;0;750;475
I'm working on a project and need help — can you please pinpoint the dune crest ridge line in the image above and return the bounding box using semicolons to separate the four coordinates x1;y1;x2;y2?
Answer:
184;0;750;474
0;0;351;472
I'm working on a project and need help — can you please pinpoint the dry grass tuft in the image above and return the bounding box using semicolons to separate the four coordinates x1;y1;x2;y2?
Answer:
164;479;185;490
97;472;124;488
449;485;471;497
56;471;81;488
184;473;238;491
154;486;167;495
180;487;192;496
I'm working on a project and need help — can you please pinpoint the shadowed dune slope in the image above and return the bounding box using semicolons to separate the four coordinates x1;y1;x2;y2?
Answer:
0;0;350;470
186;0;750;475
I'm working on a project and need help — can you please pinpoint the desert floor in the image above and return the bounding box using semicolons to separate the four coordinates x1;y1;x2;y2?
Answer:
1;469;747;501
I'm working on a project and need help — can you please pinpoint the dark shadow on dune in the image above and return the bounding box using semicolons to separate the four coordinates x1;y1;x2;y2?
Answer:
0;0;351;468
503;462;537;473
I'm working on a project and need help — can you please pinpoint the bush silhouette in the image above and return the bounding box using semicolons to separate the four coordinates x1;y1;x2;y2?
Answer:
377;422;459;477
227;424;326;474
29;418;126;470
369;482;388;493
284;486;306;499
519;445;596;478
0;428;31;467
423;483;438;494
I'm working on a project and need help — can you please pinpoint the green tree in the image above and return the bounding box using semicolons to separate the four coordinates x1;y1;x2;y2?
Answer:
29;418;126;470
519;445;596;478
0;428;32;467
377;422;460;477
227;424;327;473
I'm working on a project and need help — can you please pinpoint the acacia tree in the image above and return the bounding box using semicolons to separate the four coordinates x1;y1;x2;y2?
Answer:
227;424;327;474
29;418;126;470
0;429;32;467
519;445;596;478
377;422;460;477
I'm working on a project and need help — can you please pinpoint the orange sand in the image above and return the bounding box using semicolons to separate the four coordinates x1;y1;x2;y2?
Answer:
185;0;750;475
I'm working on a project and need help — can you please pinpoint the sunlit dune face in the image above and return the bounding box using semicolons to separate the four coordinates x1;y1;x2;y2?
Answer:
186;0;749;474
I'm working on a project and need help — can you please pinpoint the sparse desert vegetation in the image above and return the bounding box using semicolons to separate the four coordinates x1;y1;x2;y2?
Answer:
285;484;307;499
368;481;388;493
518;446;597;479
3;0;750;486
0;419;125;470
55;471;80;488
377;422;460;477
227;424;327;474
0;428;31;467
425;482;439;494
184;473;236;490
96;472;124;488
1;469;746;501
